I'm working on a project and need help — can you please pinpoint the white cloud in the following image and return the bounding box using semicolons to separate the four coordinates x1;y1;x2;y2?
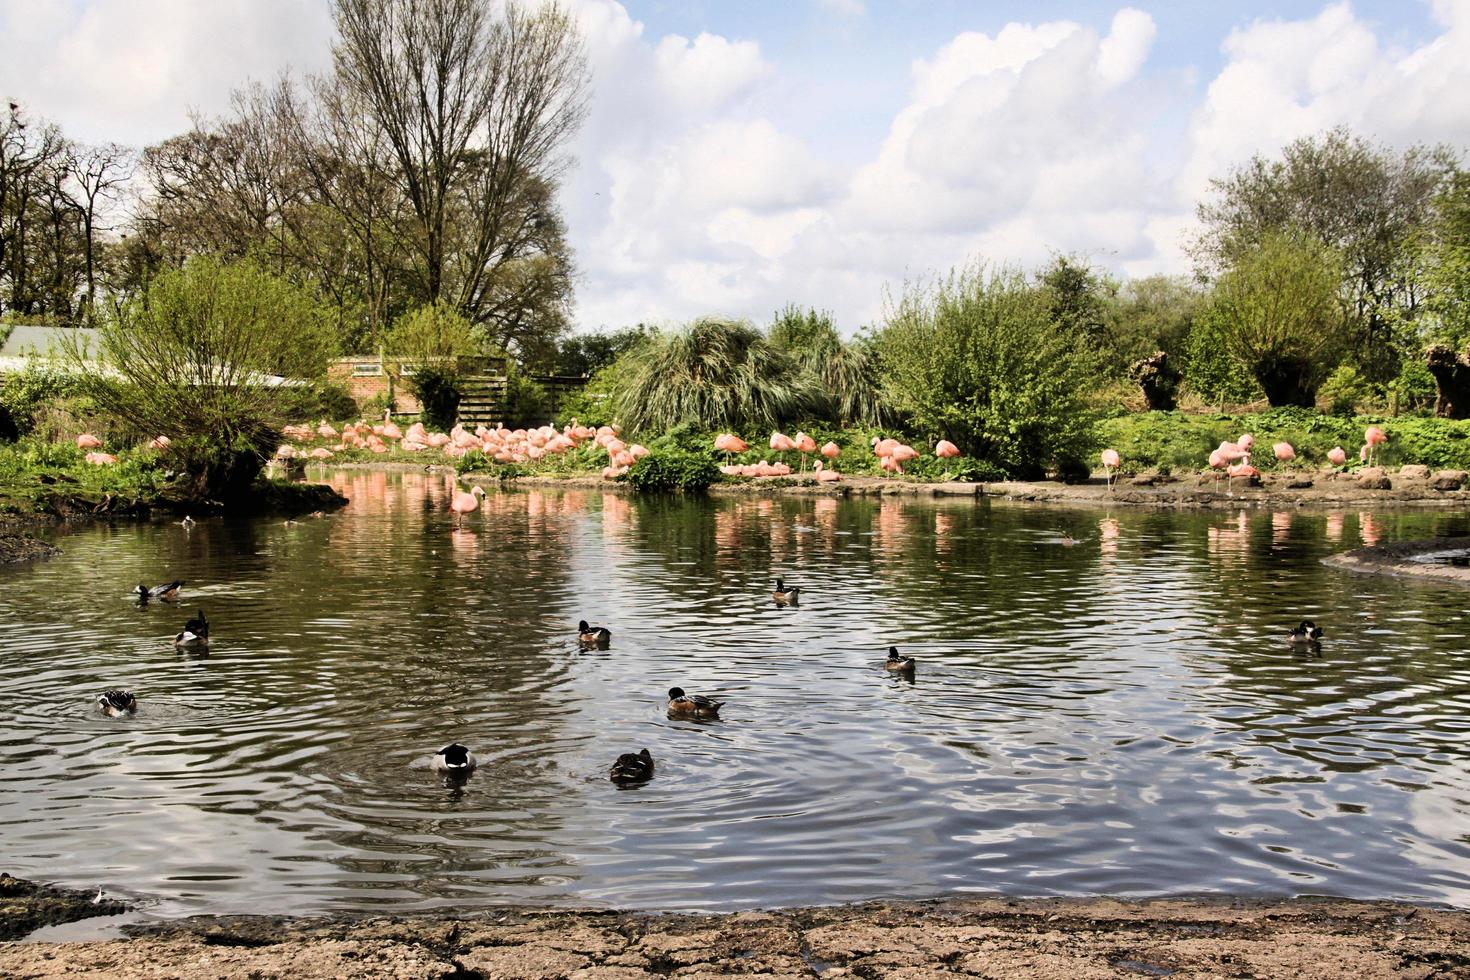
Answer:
3;1;1469;334
0;0;334;144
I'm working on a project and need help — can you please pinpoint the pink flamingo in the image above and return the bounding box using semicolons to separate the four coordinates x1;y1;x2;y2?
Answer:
820;441;840;460
76;433;102;449
1100;448;1120;490
935;439;960;458
793;431;817;471
448;478;486;527
1327;446;1347;467
814;460;841;483
1364;426;1387;467
1272;442;1295;463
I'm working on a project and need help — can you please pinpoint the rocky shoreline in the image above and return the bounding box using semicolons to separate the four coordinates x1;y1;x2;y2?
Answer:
2;889;1466;978
1324;535;1470;586
0;874;126;943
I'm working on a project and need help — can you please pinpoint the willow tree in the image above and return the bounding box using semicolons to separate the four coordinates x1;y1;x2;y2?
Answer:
1208;232;1348;408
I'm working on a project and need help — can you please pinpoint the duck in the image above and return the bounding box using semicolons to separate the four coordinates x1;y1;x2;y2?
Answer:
667;687;723;720
174;610;209;650
179;515;196;528
1287;620;1325;645
609;748;654;785
97;690;137;717
431;743;478;778
885;646;916;672
772;578;801;604
578;620;612;648
134;579;184;603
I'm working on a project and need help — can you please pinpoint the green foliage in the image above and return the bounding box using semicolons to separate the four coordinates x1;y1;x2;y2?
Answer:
1039;254;1115;345
1317;364;1376;415
1109;275;1205;369
0;438;169;514
63;256;338;500
552;325;651;377
1183;311;1262;408
626;446;720;493
0;364;86;436
1421;172;1470;351
609;317;810;434
768;305;890;427
1100;408;1470;472
504;368;551;426
1208;231;1348;407
873;264;1101;479
405;366;461;431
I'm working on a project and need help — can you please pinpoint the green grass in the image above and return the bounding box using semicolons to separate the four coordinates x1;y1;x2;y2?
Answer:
1099;408;1470;473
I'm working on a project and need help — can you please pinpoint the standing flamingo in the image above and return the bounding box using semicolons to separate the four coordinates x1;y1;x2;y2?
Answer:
792;432;817;472
1364;426;1387;467
770;432;796;468
448;478;486;527
1100;448;1120;490
935;440;960;459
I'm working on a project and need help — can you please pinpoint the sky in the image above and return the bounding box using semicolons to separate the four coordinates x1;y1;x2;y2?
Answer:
2;0;1468;333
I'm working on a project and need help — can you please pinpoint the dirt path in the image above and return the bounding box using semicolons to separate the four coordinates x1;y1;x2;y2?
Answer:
3;897;1467;979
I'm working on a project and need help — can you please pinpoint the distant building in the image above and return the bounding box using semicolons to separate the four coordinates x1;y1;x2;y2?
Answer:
0;325;99;376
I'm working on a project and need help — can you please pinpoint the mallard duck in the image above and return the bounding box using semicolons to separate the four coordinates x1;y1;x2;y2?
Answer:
1287;620;1325;645
578;620;612;647
610;748;654;785
134;579;184;603
885;646;916;672
667;687;723;720
431;743;477;778
174;610;209;650
772;578;801;604
97;690;137;717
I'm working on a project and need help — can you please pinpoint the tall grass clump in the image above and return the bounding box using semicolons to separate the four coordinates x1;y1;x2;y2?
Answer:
609;317;809;433
874;264;1100;478
769;305;890;426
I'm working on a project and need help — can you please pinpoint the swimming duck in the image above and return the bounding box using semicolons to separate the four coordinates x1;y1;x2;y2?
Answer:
578;620;612;647
885;646;916;672
431;743;477;778
772;578;801;604
667;687;724;720
97;690;137;717
179;515;196;528
610;748;654;785
174;610;209;650
1287;620;1325;645
134;579;184;603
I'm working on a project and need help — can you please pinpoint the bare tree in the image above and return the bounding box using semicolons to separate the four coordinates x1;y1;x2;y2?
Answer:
65;141;133;318
329;0;588;349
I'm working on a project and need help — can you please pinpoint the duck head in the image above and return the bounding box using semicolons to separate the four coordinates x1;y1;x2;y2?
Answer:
668;687;685;700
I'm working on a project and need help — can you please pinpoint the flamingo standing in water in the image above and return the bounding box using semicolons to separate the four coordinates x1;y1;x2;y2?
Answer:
448;477;486;527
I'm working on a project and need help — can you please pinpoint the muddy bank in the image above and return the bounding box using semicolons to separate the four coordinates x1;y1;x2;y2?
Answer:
0;874;125;943
2;896;1466;978
0;525;59;565
1325;535;1470;586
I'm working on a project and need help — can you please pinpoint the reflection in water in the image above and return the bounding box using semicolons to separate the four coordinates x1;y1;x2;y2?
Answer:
1;474;1469;924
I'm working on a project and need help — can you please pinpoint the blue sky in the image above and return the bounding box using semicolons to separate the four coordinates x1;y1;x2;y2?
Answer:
1;1;1466;331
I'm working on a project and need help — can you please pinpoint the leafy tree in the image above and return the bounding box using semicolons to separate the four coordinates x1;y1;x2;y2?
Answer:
1193;127;1457;382
1110;274;1204;367
609;317;809;434
873;264;1099;478
551;324;651;376
1207;232;1348;408
65;257;337;499
1039;254;1114;345
385;301;484;430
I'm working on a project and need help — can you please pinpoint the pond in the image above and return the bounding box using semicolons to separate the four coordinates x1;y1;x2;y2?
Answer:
2;470;1469;926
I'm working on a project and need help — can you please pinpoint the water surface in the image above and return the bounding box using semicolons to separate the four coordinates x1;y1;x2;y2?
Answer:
2;471;1469;922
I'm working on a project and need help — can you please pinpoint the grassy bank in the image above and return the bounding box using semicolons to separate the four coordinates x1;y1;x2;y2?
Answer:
0;439;346;520
1101;408;1470;474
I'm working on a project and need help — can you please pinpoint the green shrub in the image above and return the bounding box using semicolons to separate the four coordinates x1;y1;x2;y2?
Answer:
407;366;463;431
63;256;338;500
873;263;1101;479
626;446;720;493
0;365;86;436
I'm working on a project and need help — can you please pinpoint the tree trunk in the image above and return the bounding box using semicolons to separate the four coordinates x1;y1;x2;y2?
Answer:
1129;350;1180;411
1426;344;1470;420
1253;357;1317;408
